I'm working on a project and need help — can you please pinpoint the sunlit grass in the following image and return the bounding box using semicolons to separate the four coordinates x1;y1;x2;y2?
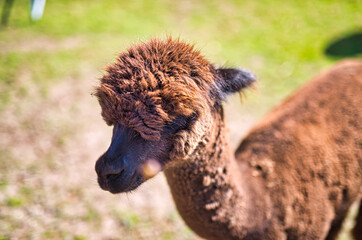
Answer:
1;0;361;110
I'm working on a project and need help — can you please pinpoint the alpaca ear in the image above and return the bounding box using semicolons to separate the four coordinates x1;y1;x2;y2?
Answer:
216;68;256;95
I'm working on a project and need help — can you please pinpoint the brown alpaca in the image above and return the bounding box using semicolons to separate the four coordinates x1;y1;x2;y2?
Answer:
95;38;362;240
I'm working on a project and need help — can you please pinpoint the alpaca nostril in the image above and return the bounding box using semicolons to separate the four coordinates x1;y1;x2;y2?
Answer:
105;168;125;181
95;154;126;181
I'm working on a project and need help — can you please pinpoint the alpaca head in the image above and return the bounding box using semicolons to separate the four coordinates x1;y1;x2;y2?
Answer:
95;38;255;193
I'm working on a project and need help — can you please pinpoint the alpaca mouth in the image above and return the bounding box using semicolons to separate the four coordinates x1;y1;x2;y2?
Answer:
98;171;143;194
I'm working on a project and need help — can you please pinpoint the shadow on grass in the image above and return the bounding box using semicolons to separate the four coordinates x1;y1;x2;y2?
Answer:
324;30;362;59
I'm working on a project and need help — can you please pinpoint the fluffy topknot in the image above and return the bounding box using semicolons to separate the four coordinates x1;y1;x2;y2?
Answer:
96;38;216;141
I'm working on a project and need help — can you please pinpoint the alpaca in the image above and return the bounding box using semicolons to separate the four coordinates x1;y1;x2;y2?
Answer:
95;38;362;240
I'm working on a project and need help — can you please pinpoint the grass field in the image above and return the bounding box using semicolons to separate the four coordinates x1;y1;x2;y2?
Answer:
0;0;361;239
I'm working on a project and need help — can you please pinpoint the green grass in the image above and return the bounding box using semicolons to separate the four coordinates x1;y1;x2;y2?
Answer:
5;197;23;207
0;0;361;239
1;0;361;111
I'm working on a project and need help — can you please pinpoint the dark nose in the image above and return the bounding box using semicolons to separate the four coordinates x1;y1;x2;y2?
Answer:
95;154;125;180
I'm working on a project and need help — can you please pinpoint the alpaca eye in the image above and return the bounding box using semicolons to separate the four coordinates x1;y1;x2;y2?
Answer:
163;118;187;134
163;114;198;135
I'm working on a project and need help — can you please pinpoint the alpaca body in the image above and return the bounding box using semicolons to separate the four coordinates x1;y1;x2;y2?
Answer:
165;60;362;240
95;39;361;240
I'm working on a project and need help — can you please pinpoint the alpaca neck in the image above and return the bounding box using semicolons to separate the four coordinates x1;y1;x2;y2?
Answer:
164;107;272;240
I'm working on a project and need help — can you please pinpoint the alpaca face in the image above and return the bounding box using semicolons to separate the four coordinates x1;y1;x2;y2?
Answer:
95;115;194;193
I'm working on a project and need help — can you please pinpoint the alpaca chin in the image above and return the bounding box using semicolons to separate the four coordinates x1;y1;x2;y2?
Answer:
140;159;162;179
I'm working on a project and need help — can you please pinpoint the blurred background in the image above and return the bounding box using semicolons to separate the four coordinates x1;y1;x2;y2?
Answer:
0;0;361;239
